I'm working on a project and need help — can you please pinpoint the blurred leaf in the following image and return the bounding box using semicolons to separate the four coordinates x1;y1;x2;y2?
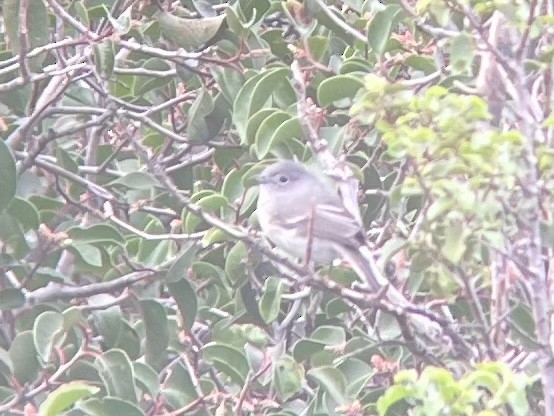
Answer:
367;4;403;56
307;366;348;406
161;361;199;409
167;277;198;332
254;110;291;158
78;397;146;416
274;355;304;401
202;342;249;385
4;0;49;69
110;172;160;190
95;349;137;403
187;88;216;144
9;331;40;384
225;241;249;286
133;362;160;398
7;197;39;230
317;75;364;107
164;242;198;283
259;277;284;323
91;307;141;359
157;11;225;50
39;382;100;416
377;384;411;415
0;140;16;213
0;288;25;310
233;67;290;143
441;222;469;264
140;299;169;370
67;224;125;246
211;66;245;104
70;244;103;268
33;311;64;363
102;4;132;35
448;33;475;74
94;40;115;79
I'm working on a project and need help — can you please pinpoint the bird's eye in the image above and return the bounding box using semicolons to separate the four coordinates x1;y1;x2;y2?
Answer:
278;175;289;183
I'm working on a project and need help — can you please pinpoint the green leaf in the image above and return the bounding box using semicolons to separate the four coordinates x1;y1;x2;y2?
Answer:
448;33;475;75
307;366;348;406
157;12;225;49
70;244;103;268
94;40;115;79
262;116;303;158
211;66;245;104
377;384;412;415
367;4;403;56
7;197;40;230
33;311;65;363
0;288;25;310
102;4;132;35
90;307;141;359
259;277;284;323
233;67;290;143
225;241;249;286
245;108;277;145
136;216;175;267
67;224;125;246
110;172;160;190
254;110;292;158
133;362;160;398
0;140;16;214
164;242;198;283
161;361;199;409
273;355;304;401
78;397;146;416
95;349;137;403
140;299;169;370
133;58;173;96
9;331;40;384
4;0;49;69
39;382;100;416
0;212;29;258
310;326;346;345
183;193;228;233
167;277;198;332
202;342;249;385
187;88;219;144
441;222;469;264
317;75;364;108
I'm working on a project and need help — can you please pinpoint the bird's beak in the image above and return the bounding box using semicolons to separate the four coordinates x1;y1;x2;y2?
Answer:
253;174;269;185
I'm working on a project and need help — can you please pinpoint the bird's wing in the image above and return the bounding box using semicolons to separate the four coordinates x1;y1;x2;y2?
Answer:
280;203;365;247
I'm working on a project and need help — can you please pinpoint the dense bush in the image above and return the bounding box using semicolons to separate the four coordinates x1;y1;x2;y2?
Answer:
0;0;553;415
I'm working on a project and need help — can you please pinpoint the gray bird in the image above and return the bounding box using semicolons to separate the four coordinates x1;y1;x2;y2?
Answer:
254;160;384;290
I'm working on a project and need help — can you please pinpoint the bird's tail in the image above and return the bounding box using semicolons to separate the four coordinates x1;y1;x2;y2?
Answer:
337;245;388;292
